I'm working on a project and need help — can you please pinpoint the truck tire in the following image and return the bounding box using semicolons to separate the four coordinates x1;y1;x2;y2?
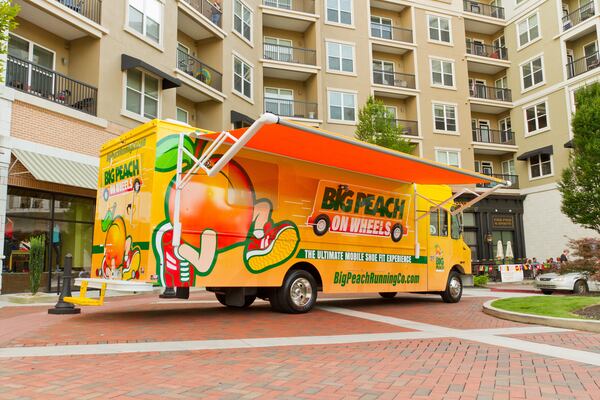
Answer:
313;215;330;236
573;280;589;295
273;270;318;313
541;289;554;295
379;292;397;299
215;293;256;308
440;272;463;303
390;224;403;242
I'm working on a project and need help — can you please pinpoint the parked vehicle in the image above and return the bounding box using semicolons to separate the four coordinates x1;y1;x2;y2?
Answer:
535;272;600;295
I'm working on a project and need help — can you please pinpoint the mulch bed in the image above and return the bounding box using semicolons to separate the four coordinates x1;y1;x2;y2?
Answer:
574;304;600;320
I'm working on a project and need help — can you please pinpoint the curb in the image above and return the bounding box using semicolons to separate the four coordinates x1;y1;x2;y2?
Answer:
488;288;541;294
482;299;600;333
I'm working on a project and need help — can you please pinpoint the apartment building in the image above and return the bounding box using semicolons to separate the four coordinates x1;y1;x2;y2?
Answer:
0;0;597;293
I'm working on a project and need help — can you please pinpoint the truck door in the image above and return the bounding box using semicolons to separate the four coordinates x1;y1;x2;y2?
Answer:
427;207;453;291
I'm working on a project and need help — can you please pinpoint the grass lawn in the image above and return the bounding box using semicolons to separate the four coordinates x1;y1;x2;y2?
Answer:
492;296;600;319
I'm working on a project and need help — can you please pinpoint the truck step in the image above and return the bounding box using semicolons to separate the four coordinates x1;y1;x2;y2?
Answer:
64;280;106;306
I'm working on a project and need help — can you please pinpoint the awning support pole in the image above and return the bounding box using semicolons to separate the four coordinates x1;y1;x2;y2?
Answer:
450;183;509;216
413;184;420;259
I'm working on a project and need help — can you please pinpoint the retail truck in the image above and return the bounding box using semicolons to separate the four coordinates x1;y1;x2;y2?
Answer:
66;114;507;313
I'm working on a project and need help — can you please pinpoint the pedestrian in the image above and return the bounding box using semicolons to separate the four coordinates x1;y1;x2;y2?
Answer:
560;249;569;264
211;0;222;26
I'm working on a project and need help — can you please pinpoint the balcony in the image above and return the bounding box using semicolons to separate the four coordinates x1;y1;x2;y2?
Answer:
261;0;317;32
476;174;519;189
466;41;510;74
178;0;225;40
462;0;505;35
370;22;413;44
263;0;314;14
463;0;504;19
470;84;512;114
373;70;415;88
264;98;318;120
566;51;600;79
262;43;318;81
563;2;595;31
394;119;418;136
472;128;515;145
6;55;97;116
55;0;101;23
174;49;224;102
466;41;507;60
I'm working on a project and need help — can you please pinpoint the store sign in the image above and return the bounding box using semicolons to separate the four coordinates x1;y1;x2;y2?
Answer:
499;264;524;283
492;215;514;229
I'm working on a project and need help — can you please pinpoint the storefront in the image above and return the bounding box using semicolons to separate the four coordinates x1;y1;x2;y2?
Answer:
2;187;95;294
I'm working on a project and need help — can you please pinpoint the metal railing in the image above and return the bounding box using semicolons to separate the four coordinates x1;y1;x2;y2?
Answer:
262;0;315;14
263;42;317;66
476;173;519;189
182;0;223;28
566;51;600;79
264;98;318;119
393;119;418;136
472;128;515;145
177;49;223;92
6;55;98;116
373;70;416;89
57;0;101;24
466;40;507;60
562;2;595;30
470;84;512;102
463;0;505;19
370;22;413;43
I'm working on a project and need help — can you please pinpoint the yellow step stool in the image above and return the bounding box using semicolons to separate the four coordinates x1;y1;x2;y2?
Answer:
64;281;107;306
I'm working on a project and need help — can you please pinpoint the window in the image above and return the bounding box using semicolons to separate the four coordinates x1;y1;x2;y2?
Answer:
502;159;515;176
517;13;539;47
521;56;544;89
525;102;548;134
264;37;293;62
233;56;252;100
7;35;55;96
584;41;598;69
499;117;513;143
265;0;291;9
431;59;454;87
265;87;294;116
128;0;162;44
428;15;451;43
429;208;449;236
177;43;189;71
433;103;457;132
372;59;394;85
326;0;352;25
328;90;356;122
371;16;392;40
529;153;552;178
176;107;189;124
234;0;252;43
327;41;354;73
451;211;461;240
125;69;159;119
435;149;460;167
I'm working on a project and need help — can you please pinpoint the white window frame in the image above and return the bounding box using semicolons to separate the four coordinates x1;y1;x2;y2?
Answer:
370;15;393;40
233;0;253;46
427;14;452;45
326;40;356;75
430;57;455;89
327;89;358;125
125;0;164;50
517;11;541;50
325;0;354;27
435;147;461;168
523;100;550;136
528;153;554;180
121;69;161;123
520;54;545;93
501;159;515;176
432;102;458;134
264;87;294;117
176;107;189;124
232;53;254;103
264;36;293;63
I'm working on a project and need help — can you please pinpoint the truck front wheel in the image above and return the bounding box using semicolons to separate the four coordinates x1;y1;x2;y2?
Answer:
272;270;318;313
440;272;463;303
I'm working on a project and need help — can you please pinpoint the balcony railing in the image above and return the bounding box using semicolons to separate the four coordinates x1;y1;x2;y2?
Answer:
373;70;416;89
177;49;223;92
563;2;595;30
476;173;519;189
470;84;512;102
463;0;505;19
393;119;418;136
263;43;316;66
6;55;98;116
370;22;413;44
472;128;515;145
466;40;507;60
566;51;600;79
262;0;315;14
182;0;223;28
264;98;318;119
57;0;101;24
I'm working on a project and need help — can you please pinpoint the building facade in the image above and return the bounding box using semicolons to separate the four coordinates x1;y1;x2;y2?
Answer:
0;0;598;292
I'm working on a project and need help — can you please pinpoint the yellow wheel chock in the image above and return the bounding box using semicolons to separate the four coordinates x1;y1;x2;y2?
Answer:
64;281;107;306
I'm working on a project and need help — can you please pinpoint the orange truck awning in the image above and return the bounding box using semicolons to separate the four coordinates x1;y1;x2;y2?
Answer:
202;118;506;186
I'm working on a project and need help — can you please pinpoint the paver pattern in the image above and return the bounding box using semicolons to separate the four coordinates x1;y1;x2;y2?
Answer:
506;331;600;355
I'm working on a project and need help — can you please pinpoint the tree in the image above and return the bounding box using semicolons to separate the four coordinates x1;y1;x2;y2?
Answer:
355;96;415;154
0;2;20;83
558;82;600;234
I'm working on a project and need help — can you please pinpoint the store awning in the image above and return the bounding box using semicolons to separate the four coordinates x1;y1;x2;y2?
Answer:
121;54;181;89
517;145;553;161
564;140;574;149
12;149;98;190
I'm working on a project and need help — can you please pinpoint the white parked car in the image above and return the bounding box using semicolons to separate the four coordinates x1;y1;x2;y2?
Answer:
535;272;600;295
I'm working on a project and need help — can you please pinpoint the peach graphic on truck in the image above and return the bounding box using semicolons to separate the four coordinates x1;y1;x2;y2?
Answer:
308;181;410;242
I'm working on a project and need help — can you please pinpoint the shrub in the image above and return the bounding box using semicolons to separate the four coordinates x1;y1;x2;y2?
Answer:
474;274;489;287
28;235;46;294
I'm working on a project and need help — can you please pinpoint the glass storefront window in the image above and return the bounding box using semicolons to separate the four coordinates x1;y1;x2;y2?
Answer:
463;212;476;227
6;187;51;219
49;221;93;271
4;216;50;273
53;194;95;223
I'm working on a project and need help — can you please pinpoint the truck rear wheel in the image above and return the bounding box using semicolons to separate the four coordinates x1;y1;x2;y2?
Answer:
391;224;403;242
440;272;462;303
379;292;397;299
215;293;256;308
272;270;318;313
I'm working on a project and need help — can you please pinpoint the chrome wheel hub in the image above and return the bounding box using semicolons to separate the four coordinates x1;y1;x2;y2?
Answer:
449;277;462;298
290;277;312;307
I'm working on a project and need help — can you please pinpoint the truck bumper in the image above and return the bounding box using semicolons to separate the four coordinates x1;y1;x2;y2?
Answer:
74;278;155;293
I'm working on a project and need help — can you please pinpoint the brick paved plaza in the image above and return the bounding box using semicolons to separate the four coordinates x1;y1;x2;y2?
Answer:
1;290;599;399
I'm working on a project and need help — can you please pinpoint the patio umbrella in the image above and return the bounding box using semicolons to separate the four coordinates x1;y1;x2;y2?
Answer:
505;241;514;263
496;240;504;264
